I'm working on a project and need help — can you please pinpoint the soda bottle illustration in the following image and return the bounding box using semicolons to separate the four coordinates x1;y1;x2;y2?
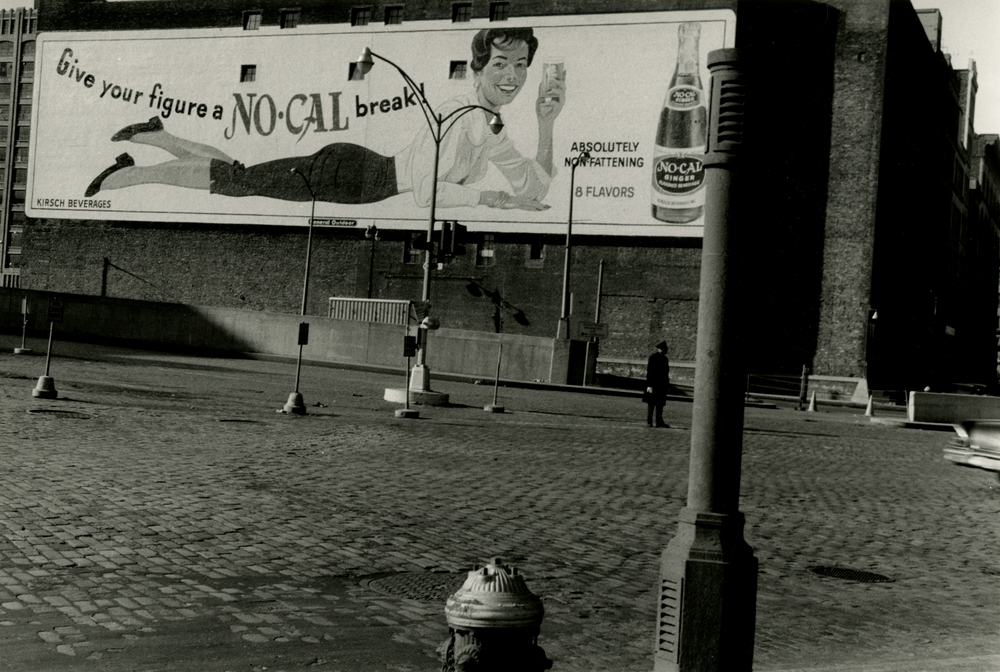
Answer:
651;22;708;223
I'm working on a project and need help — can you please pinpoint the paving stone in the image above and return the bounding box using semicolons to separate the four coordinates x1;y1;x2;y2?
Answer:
1;346;998;672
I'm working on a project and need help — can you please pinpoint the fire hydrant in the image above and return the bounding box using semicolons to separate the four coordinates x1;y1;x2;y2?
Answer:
439;558;551;672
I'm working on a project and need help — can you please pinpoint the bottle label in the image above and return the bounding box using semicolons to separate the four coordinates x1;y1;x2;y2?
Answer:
666;85;702;111
652;152;705;198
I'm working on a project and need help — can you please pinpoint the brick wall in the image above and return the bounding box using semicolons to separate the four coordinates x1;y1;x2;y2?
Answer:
26;0;993;387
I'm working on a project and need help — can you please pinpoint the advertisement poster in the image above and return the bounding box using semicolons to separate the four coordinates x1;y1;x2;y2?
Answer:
27;10;735;237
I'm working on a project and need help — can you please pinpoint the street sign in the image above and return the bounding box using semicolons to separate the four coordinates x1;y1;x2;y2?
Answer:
46;298;64;323
311;218;357;227
577;322;608;339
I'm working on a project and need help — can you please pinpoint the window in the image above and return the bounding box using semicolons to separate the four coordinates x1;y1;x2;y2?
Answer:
449;61;467;80
0;63;10;81
351;6;371;26
476;234;496;267
384;6;403;25
0;106;8;121
452;2;472;22
13;167;24;184
0;126;8;139
14;147;27;164
1;19;8;35
14;126;27;144
21;41;33;57
18;83;30;99
0;42;13;57
240;65;257;83
5;252;19;269
16;104;29;121
19;61;32;78
243;10;262;30
280;9;300;29
528;241;545;260
11;189;24;204
0;84;10;98
489;1;509;21
26;18;35;34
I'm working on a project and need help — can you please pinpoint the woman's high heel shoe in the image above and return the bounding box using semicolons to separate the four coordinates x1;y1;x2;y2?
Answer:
85;153;134;197
111;116;163;142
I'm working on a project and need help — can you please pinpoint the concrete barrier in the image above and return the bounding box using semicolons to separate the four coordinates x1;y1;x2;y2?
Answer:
908;391;1000;424
0;289;582;384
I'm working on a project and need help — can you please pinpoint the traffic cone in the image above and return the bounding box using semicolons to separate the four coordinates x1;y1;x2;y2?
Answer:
807;390;817;412
864;394;874;417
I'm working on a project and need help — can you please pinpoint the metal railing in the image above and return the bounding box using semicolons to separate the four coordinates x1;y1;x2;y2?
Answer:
328;297;411;326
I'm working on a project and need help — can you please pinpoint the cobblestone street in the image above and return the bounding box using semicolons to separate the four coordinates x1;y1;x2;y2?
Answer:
0;339;998;671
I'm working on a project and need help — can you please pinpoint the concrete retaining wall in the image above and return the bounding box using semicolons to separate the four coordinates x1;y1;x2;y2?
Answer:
908;391;1000;424
0;289;579;383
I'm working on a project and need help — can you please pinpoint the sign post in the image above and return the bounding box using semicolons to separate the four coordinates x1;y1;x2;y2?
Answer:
13;296;33;355
395;314;420;419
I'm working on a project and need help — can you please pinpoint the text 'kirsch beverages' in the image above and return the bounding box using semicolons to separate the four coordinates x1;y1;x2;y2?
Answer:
651;22;707;223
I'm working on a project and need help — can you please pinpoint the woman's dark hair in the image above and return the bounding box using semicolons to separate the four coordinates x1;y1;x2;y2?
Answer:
470;28;538;72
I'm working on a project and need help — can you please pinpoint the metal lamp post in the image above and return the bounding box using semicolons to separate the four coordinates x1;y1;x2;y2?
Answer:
355;47;503;400
365;224;380;299
282;167;317;415
557;151;591;339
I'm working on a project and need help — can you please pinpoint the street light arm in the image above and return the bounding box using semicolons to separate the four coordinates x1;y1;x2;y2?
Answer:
360;48;439;140
439;104;504;140
290;167;315;200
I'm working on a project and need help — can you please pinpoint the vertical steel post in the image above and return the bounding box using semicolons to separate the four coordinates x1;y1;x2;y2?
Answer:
654;49;757;672
43;322;53;377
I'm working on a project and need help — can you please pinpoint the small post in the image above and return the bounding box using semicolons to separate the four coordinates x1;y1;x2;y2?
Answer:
797;364;809;410
485;342;505;413
32;321;58;399
396;325;419;419
14;296;33;355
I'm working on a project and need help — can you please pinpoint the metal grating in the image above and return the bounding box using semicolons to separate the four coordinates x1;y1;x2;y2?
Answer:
657;577;682;654
27;409;90;420
810;566;894;583
366;572;464;602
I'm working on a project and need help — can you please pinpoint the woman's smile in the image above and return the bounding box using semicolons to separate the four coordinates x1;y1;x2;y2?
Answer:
475;41;529;110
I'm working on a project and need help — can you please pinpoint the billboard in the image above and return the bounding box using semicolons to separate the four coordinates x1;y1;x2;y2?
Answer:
27;10;735;237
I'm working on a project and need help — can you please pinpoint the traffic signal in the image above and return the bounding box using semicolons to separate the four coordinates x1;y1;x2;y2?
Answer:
438;220;452;257
450;222;468;256
403;335;417;357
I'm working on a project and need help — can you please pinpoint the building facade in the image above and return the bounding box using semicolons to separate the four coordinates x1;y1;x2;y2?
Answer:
0;6;37;289
14;0;1000;390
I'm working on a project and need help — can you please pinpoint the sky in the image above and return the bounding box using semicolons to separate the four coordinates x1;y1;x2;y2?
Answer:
911;0;1000;133
0;0;993;129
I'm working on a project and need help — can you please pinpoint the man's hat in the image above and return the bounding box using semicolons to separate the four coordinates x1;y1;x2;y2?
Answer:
655;341;668;351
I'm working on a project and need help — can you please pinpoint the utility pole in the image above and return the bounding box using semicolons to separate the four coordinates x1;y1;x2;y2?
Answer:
654;49;758;672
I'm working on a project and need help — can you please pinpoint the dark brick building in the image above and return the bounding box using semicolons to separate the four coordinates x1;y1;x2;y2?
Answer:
17;0;1000;390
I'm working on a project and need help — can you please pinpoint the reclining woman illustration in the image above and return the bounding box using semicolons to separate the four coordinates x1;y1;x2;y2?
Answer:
85;27;565;213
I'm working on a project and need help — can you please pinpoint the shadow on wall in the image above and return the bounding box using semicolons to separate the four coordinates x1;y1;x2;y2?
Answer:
736;0;839;374
101;257;173;302
0;289;259;356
